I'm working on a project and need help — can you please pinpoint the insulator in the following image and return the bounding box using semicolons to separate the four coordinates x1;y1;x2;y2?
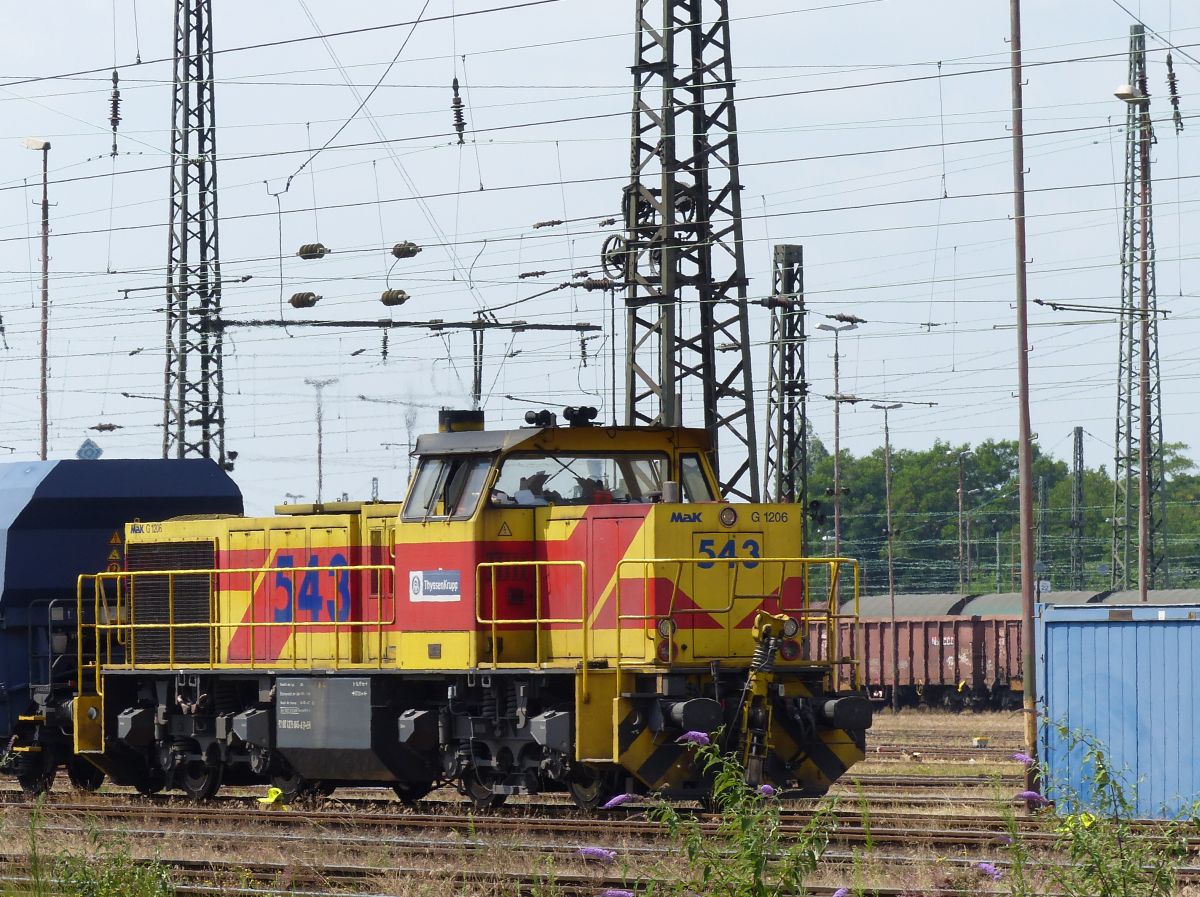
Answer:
451;77;466;145
109;70;121;158
289;292;320;308
532;219;564;230
518;270;548;280
1167;53;1184;134
296;242;329;260
391;241;422;259
575;277;616;292
598;217;617;227
380;289;410;307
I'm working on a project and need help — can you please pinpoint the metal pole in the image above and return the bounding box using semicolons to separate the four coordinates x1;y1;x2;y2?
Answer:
882;406;899;713
1009;0;1039;793
957;454;965;592
996;530;1002;592
38;145;50;461
966;515;972;586
832;331;841;558
305;377;336;504
1137;93;1152;604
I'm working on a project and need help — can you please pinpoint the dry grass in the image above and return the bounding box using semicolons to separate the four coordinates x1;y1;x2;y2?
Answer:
869;708;1024;738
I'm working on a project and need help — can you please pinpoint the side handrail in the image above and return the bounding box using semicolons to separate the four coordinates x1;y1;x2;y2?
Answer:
475;560;589;696
613;556;861;670
77;564;396;695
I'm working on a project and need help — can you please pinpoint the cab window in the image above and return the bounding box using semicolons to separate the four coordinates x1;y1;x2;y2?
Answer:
402;456;493;520
490;453;668;507
680;454;715;502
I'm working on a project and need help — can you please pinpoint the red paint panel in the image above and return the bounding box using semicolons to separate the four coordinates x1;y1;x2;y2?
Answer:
221;544;363;663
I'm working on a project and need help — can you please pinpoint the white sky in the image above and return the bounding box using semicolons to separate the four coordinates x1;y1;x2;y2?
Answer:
0;0;1195;513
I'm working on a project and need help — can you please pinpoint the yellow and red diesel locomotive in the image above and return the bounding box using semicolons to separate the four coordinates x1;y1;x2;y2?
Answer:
20;410;870;805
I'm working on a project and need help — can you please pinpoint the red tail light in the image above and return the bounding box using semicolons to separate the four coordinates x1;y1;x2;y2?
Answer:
656;639;676;663
779;639;800;661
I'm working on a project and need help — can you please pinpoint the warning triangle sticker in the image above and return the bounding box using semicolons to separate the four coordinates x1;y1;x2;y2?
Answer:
107;549;121;562
497;522;513;537
108;531;122;545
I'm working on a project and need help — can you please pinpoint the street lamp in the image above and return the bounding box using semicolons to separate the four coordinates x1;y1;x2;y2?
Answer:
816;318;862;558
22;138;50;460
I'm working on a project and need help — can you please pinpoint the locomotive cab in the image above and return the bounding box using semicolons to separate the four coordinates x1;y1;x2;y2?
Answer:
392;416;725;670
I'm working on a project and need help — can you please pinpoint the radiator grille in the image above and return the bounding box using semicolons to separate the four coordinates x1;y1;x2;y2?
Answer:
125;541;215;664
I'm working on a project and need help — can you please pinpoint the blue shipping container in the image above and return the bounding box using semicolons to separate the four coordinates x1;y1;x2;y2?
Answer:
1037;602;1200;818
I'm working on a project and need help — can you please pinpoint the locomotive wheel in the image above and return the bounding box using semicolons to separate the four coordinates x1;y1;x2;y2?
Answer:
16;758;56;796
567;766;618;811
269;769;307;802
133;768;166;796
269;769;329;802
66;757;105;791
392;780;433;805
179;759;223;801
463;771;507;809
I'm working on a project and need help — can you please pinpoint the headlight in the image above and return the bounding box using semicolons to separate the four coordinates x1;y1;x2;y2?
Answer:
781;617;800;638
656;617;677;639
719;506;738;527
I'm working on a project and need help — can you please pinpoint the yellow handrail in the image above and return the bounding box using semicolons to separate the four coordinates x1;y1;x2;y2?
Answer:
613;555;860;671
474;560;589;697
77;564;396;694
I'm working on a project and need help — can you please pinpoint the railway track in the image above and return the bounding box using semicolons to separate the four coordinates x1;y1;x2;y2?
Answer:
9;835;1200;897
4;791;1187;854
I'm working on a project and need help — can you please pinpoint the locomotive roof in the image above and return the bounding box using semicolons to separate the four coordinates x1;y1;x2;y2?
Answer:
414;425;713;456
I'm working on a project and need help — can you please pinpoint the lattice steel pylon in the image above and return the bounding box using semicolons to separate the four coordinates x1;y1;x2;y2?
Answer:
162;0;227;466
604;0;759;500
1070;426;1085;590
763;245;806;518
1111;24;1167;589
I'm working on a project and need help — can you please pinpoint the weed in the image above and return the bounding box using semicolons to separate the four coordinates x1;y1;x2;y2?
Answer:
648;744;836;897
53;820;176;897
993;724;1197;897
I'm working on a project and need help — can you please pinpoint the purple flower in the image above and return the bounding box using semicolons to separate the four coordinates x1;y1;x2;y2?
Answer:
578;846;617;863
976;862;1003;881
1016;790;1050;806
1011;751;1035;765
600;891;635;897
676;730;711;746
996;834;1014;845
758;783;776;797
601;792;635;810
832;890;851;897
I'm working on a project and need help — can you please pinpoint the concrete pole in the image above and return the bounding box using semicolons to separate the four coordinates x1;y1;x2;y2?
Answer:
38;145;50;461
1009;0;1040;794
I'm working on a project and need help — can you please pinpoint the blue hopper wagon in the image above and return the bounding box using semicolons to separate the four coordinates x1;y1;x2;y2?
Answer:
0;459;241;791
